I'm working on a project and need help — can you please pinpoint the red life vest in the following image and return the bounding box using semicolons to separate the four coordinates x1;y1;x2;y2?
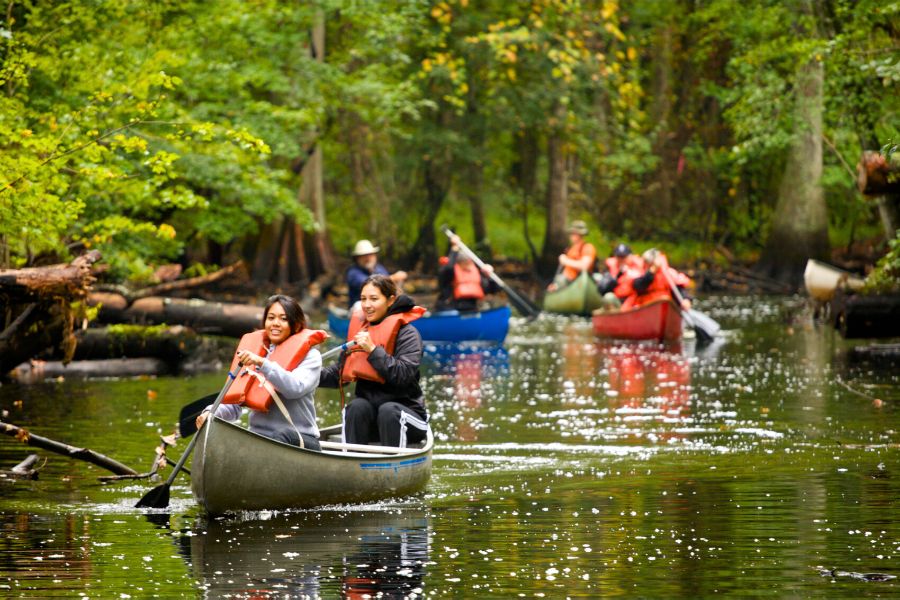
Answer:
563;241;597;281
622;254;691;310
605;256;646;300
223;328;328;412
453;262;485;300
341;306;426;384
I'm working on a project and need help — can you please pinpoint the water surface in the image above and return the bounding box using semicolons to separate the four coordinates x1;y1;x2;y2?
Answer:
2;296;898;597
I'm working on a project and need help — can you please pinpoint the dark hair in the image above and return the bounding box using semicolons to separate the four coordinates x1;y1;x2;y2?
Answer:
361;274;397;300
262;294;306;333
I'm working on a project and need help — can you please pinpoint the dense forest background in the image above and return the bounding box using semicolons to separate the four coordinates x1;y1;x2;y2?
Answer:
2;0;898;289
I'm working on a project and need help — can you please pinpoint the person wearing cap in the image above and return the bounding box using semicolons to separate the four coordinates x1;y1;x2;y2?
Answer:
621;248;692;311
435;234;500;312
346;240;408;309
596;243;646;310
548;220;597;291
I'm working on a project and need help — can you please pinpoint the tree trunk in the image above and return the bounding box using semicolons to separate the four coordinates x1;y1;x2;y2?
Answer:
512;128;540;265
465;159;490;257
294;11;336;279
250;219;283;284
407;158;450;273
540;105;569;278
758;58;829;286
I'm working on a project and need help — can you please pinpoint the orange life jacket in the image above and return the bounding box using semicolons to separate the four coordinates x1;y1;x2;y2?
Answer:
341;306;426;383
622;254;691;310
223;328;328;412
604;256;645;299
453;262;485;300
563;241;597;281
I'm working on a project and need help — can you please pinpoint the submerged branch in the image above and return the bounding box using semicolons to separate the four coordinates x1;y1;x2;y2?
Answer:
0;421;137;476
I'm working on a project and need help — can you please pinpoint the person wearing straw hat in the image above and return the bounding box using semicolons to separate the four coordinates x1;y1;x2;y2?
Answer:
547;220;597;291
346;239;408;309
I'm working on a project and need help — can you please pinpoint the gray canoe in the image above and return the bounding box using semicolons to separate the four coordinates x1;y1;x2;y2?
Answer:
191;417;433;515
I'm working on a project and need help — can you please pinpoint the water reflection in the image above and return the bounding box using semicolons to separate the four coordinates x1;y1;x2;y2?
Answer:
425;344;509;442
186;509;430;599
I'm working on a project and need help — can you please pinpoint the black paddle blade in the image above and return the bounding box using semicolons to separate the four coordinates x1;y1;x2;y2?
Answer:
178;393;218;438
687;309;720;343
135;482;170;509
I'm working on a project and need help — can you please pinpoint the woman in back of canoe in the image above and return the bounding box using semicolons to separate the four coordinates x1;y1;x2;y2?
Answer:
195;295;327;451
319;274;430;448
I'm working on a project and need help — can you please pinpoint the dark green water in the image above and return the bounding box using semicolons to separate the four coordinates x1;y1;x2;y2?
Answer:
1;296;898;598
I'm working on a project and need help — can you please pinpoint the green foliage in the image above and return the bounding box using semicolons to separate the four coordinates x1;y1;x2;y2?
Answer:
862;231;900;294
1;0;897;280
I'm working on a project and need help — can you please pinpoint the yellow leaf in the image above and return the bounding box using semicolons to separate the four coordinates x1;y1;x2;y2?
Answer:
627;47;636;61
507;68;517;81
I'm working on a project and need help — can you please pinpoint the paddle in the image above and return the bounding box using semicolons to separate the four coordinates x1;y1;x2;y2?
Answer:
660;267;720;343
136;368;237;509
177;341;358;439
440;225;541;319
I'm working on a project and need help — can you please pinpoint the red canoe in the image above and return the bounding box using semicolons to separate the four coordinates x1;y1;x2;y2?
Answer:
592;299;683;342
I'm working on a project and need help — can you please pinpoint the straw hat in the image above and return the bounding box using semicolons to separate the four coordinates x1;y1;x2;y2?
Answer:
351;239;380;256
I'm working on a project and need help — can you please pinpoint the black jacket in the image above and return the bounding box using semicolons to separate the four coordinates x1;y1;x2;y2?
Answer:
320;295;426;418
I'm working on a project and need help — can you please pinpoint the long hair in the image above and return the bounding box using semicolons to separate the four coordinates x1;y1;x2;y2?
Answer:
262;294;306;334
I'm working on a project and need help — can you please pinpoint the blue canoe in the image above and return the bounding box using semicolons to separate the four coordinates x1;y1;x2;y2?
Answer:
327;305;511;344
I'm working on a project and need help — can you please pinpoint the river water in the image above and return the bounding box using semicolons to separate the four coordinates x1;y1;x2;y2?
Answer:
1;296;898;598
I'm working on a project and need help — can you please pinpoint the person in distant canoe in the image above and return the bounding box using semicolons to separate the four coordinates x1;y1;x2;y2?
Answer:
196;295;327;450
547;220;597;291
621;248;692;311
320;274;429;448
346;239;408;309
435;233;500;312
595;243;646;310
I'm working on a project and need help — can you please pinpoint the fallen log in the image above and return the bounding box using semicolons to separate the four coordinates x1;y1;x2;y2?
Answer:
0;250;101;302
132;261;246;300
11;357;170;383
0;251;102;376
68;325;199;362
0;421;137;476
0;453;42;480
833;291;900;339
89;295;263;337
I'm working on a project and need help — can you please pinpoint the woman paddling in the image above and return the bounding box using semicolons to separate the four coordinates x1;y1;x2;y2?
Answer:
320;274;430;447
196;295;327;450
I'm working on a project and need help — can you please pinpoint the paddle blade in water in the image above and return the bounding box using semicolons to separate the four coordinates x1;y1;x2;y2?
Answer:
688;309;721;341
135;483;170;509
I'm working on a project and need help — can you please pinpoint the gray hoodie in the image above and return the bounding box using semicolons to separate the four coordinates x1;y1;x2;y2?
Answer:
212;346;322;440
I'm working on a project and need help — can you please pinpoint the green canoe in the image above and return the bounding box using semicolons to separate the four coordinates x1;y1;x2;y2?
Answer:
543;271;604;315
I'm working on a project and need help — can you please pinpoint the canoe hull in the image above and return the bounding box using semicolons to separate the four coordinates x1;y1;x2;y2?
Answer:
328;305;510;344
191;418;432;515
804;259;865;302
543;271;604;315
592;299;683;342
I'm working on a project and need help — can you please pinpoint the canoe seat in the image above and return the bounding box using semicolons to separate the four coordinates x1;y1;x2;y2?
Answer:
323;434;426;450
